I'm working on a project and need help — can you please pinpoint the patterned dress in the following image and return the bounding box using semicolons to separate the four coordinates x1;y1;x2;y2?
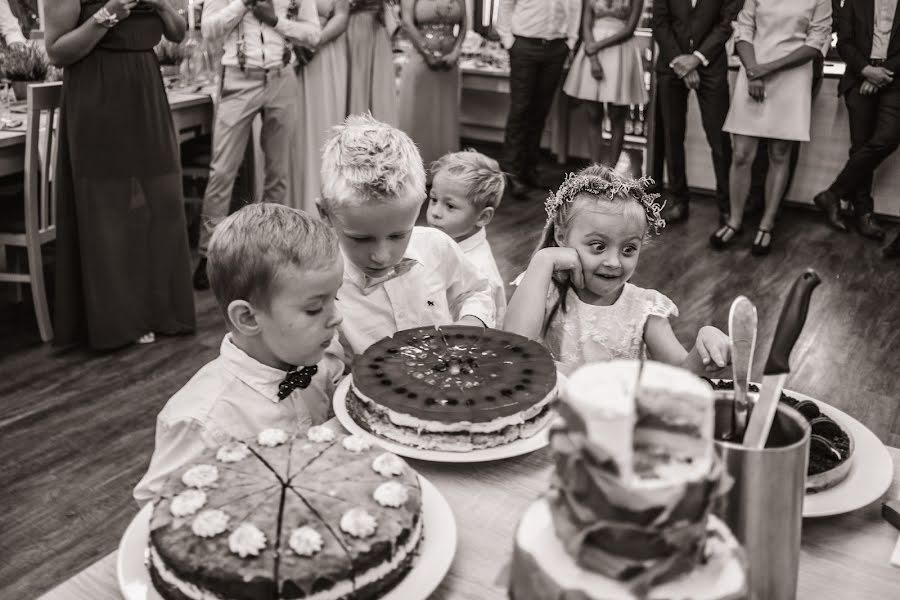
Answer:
543;283;677;375
54;2;195;349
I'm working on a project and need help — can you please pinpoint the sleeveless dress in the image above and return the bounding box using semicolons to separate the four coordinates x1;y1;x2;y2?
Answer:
543;283;677;375
288;0;349;213
563;0;647;106
54;2;195;349
346;0;398;125
397;0;461;167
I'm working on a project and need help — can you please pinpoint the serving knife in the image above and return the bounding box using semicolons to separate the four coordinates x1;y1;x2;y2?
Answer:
728;296;758;441
743;269;821;449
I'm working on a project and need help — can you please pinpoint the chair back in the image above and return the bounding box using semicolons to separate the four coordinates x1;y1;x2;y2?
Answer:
24;82;62;241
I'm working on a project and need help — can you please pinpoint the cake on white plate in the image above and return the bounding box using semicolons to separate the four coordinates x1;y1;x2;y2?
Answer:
147;427;423;600
509;360;748;600
347;326;560;452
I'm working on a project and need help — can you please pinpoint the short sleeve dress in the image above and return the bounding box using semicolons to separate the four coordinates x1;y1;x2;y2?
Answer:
722;0;831;142
543;283;678;375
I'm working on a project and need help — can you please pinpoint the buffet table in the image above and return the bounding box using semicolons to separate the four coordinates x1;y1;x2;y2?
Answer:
0;88;214;179
37;443;900;600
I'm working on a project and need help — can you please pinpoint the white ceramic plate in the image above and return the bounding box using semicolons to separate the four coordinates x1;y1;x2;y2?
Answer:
786;390;894;518
333;374;559;463
117;475;456;600
714;381;893;518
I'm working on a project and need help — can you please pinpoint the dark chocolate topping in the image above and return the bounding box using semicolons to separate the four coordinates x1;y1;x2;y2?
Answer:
352;326;557;423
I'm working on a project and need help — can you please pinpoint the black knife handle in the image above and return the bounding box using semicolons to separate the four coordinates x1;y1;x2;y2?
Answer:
763;269;821;376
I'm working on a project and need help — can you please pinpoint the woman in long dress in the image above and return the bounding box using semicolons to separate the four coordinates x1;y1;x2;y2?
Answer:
713;0;831;255
397;0;465;168
289;0;350;213
46;0;196;349
563;0;647;168
346;0;398;124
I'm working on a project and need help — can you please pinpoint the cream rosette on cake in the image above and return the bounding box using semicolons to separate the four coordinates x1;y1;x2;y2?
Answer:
545;360;734;596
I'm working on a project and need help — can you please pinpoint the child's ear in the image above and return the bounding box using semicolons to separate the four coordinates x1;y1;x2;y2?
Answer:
553;224;566;247
475;207;495;228
227;299;262;337
317;202;332;225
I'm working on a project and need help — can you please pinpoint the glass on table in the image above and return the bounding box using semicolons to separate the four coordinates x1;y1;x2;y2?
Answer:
0;80;15;129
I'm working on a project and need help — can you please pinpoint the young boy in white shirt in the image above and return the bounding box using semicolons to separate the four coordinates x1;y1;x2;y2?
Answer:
133;204;344;505
318;114;496;356
426;150;507;326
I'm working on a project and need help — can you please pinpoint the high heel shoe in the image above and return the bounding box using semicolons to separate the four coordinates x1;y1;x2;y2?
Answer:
709;223;742;249
751;228;773;256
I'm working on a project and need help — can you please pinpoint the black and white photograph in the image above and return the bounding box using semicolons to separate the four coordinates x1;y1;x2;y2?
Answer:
2;0;900;599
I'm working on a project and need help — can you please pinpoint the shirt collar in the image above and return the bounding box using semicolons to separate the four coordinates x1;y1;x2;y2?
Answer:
456;228;486;253
219;334;290;403
341;243;424;292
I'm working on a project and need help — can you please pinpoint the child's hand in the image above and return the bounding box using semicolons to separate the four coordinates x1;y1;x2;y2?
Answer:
535;247;585;289
454;315;486;328
694;326;731;371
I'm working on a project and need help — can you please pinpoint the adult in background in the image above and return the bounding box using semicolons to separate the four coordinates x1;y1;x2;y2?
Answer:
652;0;742;224
496;0;581;198
346;0;398;124
563;0;647;169
47;0;195;349
745;54;825;217
813;0;896;242
716;0;831;255
192;0;321;290
0;0;26;48
398;0;465;168
289;0;350;213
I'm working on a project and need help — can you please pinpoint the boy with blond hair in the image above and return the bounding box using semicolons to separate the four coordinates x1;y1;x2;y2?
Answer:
134;204;344;505
319;114;496;356
427;149;507;325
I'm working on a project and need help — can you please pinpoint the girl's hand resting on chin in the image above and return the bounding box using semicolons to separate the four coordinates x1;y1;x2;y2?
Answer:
535;247;585;289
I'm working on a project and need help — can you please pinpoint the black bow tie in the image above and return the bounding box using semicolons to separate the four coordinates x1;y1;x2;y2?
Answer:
277;365;318;400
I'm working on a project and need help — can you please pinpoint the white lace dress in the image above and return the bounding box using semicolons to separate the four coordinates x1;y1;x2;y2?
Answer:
543;283;678;375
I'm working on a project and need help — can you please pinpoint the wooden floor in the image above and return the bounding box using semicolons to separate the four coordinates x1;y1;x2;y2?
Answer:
2;152;900;598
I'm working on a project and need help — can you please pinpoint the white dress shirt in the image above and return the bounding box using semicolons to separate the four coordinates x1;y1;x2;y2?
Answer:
872;0;898;60
496;0;582;50
456;227;507;327
133;333;344;505
0;0;25;46
202;0;321;69
337;226;496;356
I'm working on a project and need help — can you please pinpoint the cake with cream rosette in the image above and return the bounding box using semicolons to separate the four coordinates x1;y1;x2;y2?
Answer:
509;360;749;600
147;428;422;600
348;326;560;451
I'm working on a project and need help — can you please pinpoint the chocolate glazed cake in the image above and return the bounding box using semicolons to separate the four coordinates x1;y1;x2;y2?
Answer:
349;326;559;452
147;427;423;600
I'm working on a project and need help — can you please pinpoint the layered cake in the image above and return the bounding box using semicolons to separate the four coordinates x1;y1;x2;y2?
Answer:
148;427;422;600
510;360;748;600
707;379;854;493
347;326;559;451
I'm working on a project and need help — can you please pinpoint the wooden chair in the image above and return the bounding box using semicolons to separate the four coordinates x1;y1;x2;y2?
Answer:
0;82;61;342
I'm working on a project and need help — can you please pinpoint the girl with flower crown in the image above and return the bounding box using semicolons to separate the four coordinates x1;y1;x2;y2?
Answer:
505;165;731;376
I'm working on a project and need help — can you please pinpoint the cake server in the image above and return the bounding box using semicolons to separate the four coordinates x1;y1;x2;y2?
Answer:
728;296;757;441
743;269;821;449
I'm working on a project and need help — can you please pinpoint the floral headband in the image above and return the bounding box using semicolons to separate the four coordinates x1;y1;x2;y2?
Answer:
544;173;667;235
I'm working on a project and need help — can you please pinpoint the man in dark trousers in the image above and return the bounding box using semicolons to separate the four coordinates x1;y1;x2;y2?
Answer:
496;0;581;197
652;0;742;223
813;0;895;242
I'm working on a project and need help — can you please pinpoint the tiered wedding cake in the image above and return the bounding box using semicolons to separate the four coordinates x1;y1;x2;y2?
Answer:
509;360;748;600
